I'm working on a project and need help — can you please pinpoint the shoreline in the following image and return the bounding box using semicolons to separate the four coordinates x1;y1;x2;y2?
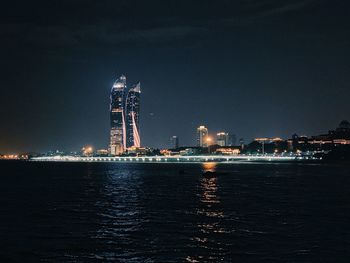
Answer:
28;155;320;164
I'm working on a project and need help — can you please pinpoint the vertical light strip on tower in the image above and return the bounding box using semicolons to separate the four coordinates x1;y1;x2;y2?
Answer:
126;82;141;148
132;112;141;147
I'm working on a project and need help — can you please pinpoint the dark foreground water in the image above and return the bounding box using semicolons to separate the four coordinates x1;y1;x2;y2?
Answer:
1;161;350;262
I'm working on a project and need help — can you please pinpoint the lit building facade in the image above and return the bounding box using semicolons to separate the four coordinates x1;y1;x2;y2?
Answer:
110;75;141;155
216;132;236;146
216;132;228;146
288;120;350;152
126;82;141;148
197;126;209;147
110;75;127;155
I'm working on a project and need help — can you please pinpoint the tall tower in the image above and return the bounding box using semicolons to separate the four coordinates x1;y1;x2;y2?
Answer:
197;125;209;147
125;82;141;148
110;75;127;155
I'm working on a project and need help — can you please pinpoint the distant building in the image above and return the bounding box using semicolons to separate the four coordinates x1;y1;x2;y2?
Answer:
254;137;283;143
96;149;109;156
216;132;228;146
216;132;236;146
286;120;350;152
165;146;204;155
287;134;308;152
215;147;241;155
308;120;350;147
180;148;200;156
197;126;209;147
126;146;147;156
239;138;245;149
170;135;179;149
110;75;141;155
161;149;180;156
227;133;236;146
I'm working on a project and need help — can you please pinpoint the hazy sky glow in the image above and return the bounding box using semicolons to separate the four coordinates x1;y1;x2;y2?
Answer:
0;0;349;153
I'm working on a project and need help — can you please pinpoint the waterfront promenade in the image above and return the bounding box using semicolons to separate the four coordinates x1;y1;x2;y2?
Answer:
31;154;318;163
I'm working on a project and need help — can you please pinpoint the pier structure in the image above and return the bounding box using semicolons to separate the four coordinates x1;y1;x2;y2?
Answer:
31;154;318;163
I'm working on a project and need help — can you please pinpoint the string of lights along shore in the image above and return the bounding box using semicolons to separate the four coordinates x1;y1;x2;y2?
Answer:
109;75;141;155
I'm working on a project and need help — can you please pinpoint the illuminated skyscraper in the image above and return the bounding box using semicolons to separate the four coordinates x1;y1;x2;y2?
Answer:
110;75;127;155
110;75;141;155
126;82;141;148
197;125;209;147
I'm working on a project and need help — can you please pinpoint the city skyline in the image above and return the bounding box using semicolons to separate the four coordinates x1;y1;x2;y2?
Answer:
0;68;348;153
0;1;350;153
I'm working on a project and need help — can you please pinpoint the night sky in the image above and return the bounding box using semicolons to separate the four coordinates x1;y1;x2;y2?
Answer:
0;0;349;153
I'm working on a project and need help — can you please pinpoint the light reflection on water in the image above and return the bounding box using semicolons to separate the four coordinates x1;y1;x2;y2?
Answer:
201;162;217;173
89;167;148;261
186;163;228;262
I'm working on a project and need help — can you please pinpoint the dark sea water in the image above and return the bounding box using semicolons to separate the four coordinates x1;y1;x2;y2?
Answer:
1;161;350;262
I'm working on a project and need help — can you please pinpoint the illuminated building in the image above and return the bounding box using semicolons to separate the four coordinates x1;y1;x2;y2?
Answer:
170;135;179;149
286;120;350;152
216;132;236;146
125;82;141;148
254;137;283;143
308;120;350;147
110;75;141;155
126;146;147;156
215;147;240;155
110;75;127;155
197;126;209;147
0;154;25;160
96;149;109;156
216;132;227;146
180;148;199;156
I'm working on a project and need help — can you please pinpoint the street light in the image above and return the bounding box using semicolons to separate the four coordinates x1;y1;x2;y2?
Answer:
206;137;212;154
82;146;94;156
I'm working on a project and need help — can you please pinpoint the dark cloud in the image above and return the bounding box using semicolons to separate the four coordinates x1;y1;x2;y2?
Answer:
0;0;324;50
0;0;349;153
243;0;317;15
